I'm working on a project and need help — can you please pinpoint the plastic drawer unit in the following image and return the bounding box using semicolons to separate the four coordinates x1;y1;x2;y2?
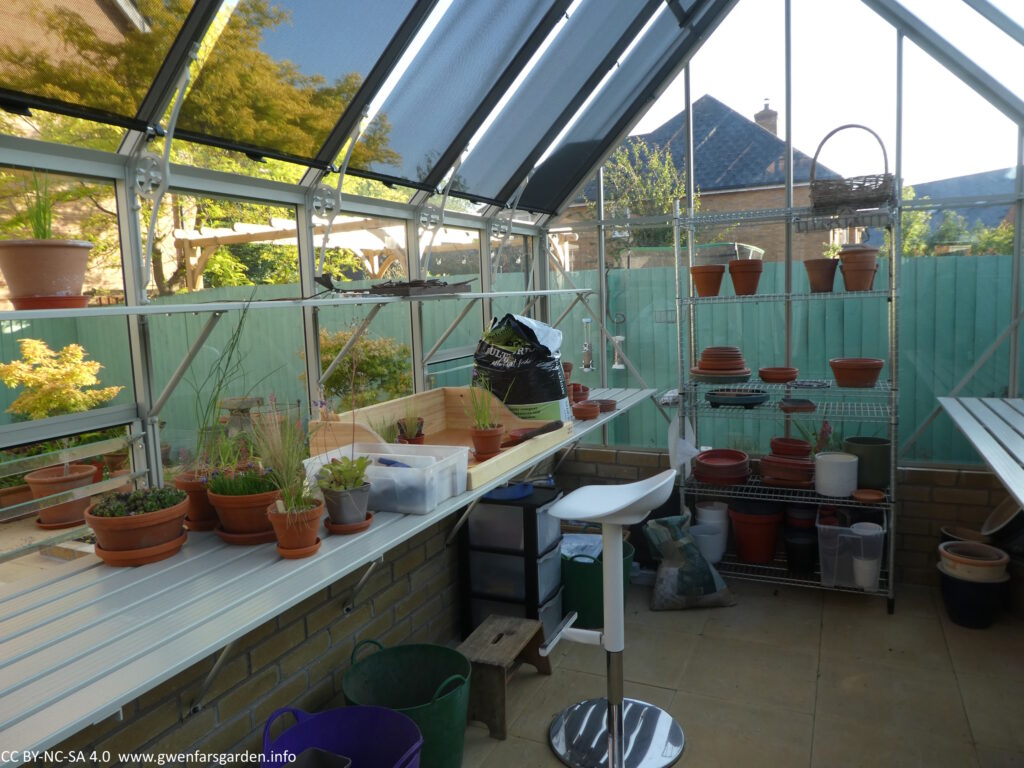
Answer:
470;588;564;642
467;495;562;554
469;544;561;603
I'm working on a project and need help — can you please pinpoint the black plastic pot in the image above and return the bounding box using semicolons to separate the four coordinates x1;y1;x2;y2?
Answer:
784;530;818;574
938;565;1006;629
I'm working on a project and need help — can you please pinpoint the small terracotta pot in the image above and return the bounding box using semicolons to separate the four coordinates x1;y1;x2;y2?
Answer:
690;264;725;297
728;259;763;296
470;425;504;461
770;437;812;457
25;464;95;527
569;383;589;404
85;497;188;552
397;435;425;445
396;417;424;443
0;484;33;510
0;240;92;299
562;361;573;383
838;243;879;269
208;489;281;535
10;295;89;310
804;259;838;293
103;452;129;472
174;472;218;531
728;507;782;564
111;469;134;493
268;501;323;556
840;264;877;292
571;401;600;420
830;357;884;388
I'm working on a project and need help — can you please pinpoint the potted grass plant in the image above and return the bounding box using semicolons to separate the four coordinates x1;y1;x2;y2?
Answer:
0;173;92;309
369;415;399;444
85;486;188;567
396;399;424;444
205;433;279;544
251;401;323;558
467;378;505;461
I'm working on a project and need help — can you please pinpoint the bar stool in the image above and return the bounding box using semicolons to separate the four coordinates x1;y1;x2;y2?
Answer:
540;469;683;768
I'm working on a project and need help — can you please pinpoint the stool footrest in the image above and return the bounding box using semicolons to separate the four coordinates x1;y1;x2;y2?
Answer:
539;611;580;657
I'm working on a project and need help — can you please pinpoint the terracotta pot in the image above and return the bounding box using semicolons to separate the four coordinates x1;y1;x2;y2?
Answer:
0;484;33;510
10;295;89;310
103;452;129;472
95;531;187;567
804;259;838;293
0;240;92;299
571;401;600;420
829;357;884;388
562;361;573;383
838;243;879;269
268;501;323;556
470;426;504;461
207;488;280;535
728;259;763;296
85;497;188;552
397;435;425;445
323;484;371;525
770;437;812;457
111;469;134;493
85;460;104;483
690;264;725;297
569;383;589;404
397;417;424;442
839;264;877;292
938;541;1009;582
728;507;782;564
25;464;94;527
173;472;218;531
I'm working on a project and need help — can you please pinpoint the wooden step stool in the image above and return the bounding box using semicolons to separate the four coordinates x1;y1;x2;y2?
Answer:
457;615;552;739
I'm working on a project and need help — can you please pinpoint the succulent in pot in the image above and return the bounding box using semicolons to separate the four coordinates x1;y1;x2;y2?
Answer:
251;401;323;558
86;486;188;567
317;456;372;526
466;378;505;461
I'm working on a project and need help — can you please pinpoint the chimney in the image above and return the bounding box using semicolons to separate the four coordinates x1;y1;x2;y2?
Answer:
755;99;777;135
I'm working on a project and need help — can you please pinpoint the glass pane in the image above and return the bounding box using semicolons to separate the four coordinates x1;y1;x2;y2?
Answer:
351;0;553;186
0;0;194;118
421;226;482;387
457;0;657;201
490;233;534;321
177;0;416;160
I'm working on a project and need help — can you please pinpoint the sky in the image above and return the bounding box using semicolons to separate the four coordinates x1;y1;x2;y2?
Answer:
631;0;1023;186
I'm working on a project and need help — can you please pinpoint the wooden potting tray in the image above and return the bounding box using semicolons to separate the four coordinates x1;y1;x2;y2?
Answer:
310;387;573;490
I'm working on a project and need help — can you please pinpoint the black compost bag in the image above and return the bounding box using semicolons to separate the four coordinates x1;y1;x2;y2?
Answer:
473;314;571;422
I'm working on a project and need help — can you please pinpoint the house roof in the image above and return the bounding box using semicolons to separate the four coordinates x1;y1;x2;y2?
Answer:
581;94;840;202
910;167;1016;232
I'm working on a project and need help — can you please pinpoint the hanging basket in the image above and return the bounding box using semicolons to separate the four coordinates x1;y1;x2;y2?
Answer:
809;124;895;209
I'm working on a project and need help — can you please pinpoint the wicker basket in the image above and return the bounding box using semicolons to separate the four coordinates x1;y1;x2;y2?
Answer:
809;124;895;209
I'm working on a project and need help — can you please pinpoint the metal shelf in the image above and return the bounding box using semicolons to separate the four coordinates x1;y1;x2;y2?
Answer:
692;399;893;422
686;203;894;231
715;554;891;595
681;288;893;306
688;380;894;397
684;476;892;509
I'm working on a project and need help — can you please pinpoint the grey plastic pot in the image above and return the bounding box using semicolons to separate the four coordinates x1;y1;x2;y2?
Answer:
323;484;371;525
842;437;891;490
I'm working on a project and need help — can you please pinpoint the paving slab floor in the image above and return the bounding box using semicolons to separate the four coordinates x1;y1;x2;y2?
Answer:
462;580;1024;768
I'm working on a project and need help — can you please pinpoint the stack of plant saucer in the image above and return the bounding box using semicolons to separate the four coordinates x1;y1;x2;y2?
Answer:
691;346;751;383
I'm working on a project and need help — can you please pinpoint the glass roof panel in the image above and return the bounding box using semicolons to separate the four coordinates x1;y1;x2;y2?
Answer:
176;0;417;161
349;0;554;188
0;0;194;120
457;0;658;202
520;5;685;212
896;0;1024;101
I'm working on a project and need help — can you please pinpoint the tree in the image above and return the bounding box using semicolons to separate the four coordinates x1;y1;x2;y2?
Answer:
318;330;412;409
600;139;688;248
891;186;933;257
972;220;1014;255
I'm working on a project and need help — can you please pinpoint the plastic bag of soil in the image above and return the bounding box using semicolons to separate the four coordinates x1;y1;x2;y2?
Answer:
473;314;571;422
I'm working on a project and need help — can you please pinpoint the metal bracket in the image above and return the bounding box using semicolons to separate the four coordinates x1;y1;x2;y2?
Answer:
189;640;236;715
445;497;482;548
343;556;385;614
314;113;364;277
422;298;480;365
490;173;531;275
131;42;199;302
420;156;463;274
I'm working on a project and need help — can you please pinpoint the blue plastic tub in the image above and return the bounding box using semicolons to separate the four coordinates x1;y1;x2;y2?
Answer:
263;706;423;768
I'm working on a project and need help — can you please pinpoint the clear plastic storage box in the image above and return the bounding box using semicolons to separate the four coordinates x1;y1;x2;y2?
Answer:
305;443;469;515
467;497;562;554
817;510;887;591
469;544;562;603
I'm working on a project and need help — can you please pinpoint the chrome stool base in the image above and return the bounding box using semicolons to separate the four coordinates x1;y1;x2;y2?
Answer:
549;697;684;768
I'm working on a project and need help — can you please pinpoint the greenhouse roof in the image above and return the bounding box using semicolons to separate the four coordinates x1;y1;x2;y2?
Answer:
0;0;1021;217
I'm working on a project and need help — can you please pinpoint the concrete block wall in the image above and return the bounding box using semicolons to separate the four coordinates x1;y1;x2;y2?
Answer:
40;518;460;766
554;448;1009;587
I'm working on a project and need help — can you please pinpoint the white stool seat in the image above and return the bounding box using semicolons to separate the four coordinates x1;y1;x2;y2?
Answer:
548;469;676;526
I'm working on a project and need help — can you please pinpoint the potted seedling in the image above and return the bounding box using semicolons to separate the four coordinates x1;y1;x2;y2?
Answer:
251;401;323;558
0;172;92;309
804;243;840;293
85;486;188;567
205;432;280;543
467;378;505;461
317;456;372;527
396;399;424;444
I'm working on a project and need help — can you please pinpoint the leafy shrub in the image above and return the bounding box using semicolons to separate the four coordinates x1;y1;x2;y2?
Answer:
91;487;185;518
319;329;411;409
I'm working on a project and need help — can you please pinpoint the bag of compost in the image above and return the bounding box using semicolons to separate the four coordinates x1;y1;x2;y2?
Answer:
473;313;571;422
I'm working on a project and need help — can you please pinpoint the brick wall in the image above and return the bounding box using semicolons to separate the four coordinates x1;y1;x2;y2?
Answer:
554;448;1011;588
39;519;460;766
